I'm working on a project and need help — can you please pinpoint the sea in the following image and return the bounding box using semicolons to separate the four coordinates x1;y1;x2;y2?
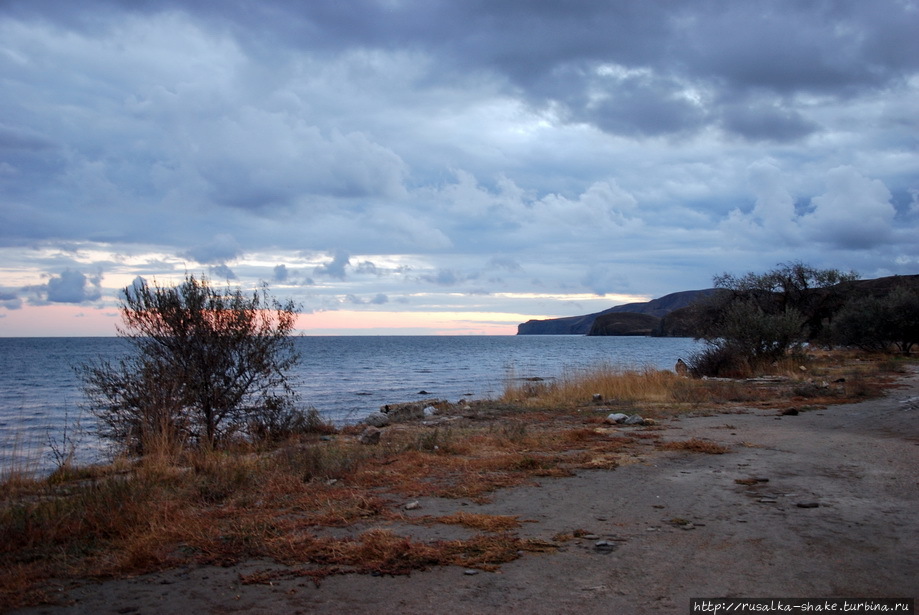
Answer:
0;335;701;474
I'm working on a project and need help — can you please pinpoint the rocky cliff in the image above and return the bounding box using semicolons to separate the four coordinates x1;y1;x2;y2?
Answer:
517;289;715;335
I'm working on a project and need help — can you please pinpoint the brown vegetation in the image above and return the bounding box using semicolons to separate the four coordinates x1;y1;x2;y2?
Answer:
0;351;911;611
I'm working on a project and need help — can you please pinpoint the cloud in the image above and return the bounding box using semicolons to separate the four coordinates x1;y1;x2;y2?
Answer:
581;265;629;296
347;292;389;305
0;289;22;310
182;234;243;265
422;269;463;286
583;72;708;137
486;256;522;272
273;264;289;282
720;101;820;142
723;164;898;252
801;166;897;249
39;269;103;304
0;1;917;334
210;264;237;280
314;251;350;280
354;261;380;275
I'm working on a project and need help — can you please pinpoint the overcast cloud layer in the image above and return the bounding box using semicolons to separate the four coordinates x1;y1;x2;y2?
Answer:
1;0;917;334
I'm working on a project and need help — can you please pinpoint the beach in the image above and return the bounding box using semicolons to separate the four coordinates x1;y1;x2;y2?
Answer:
12;366;918;614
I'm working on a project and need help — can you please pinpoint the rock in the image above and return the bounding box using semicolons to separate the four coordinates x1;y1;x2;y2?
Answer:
781;408;799;416
404;500;421;510
594;540;617;553
623;414;645;425
796;501;820;508
363;411;391;428
381;399;448;422
359;427;382;445
606;412;630;424
463;569;480;576
423;405;437;416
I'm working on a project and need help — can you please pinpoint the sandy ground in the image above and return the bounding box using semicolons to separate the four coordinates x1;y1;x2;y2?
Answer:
14;367;919;614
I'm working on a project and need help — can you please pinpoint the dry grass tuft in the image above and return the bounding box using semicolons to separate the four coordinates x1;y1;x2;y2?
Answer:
431;512;523;532
658;438;732;454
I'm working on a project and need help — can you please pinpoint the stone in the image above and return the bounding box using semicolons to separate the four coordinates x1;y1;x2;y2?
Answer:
359;426;382;445
606;412;629;424
781;408;799;416
363;411;391;428
404;500;421;510
623;414;645;425
463;569;480;576
593;540;617;553
381;399;448;422
423;405;437;416
796;502;820;508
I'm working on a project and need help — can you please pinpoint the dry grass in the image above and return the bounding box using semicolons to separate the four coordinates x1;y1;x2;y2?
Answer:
503;365;683;407
427;512;523;532
1;351;911;611
658;438;732;454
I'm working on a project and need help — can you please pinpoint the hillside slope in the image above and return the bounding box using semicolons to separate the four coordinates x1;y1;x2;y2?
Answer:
517;289;714;335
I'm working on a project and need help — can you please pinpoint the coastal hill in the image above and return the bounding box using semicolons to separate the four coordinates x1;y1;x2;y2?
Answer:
517;273;919;337
516;289;715;335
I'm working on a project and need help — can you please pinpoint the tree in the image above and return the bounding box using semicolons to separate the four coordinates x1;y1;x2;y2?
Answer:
687;262;855;376
82;274;302;453
688;299;807;377
713;261;858;319
832;286;919;355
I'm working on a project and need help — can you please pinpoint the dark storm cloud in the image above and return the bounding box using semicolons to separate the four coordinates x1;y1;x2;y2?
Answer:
720;102;820;143
133;0;917;140
8;0;914;142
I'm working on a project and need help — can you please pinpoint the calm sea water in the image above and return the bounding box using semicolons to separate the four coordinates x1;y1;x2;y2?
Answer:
0;335;700;473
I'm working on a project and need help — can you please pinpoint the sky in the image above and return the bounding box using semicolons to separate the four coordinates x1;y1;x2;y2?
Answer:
1;0;917;336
